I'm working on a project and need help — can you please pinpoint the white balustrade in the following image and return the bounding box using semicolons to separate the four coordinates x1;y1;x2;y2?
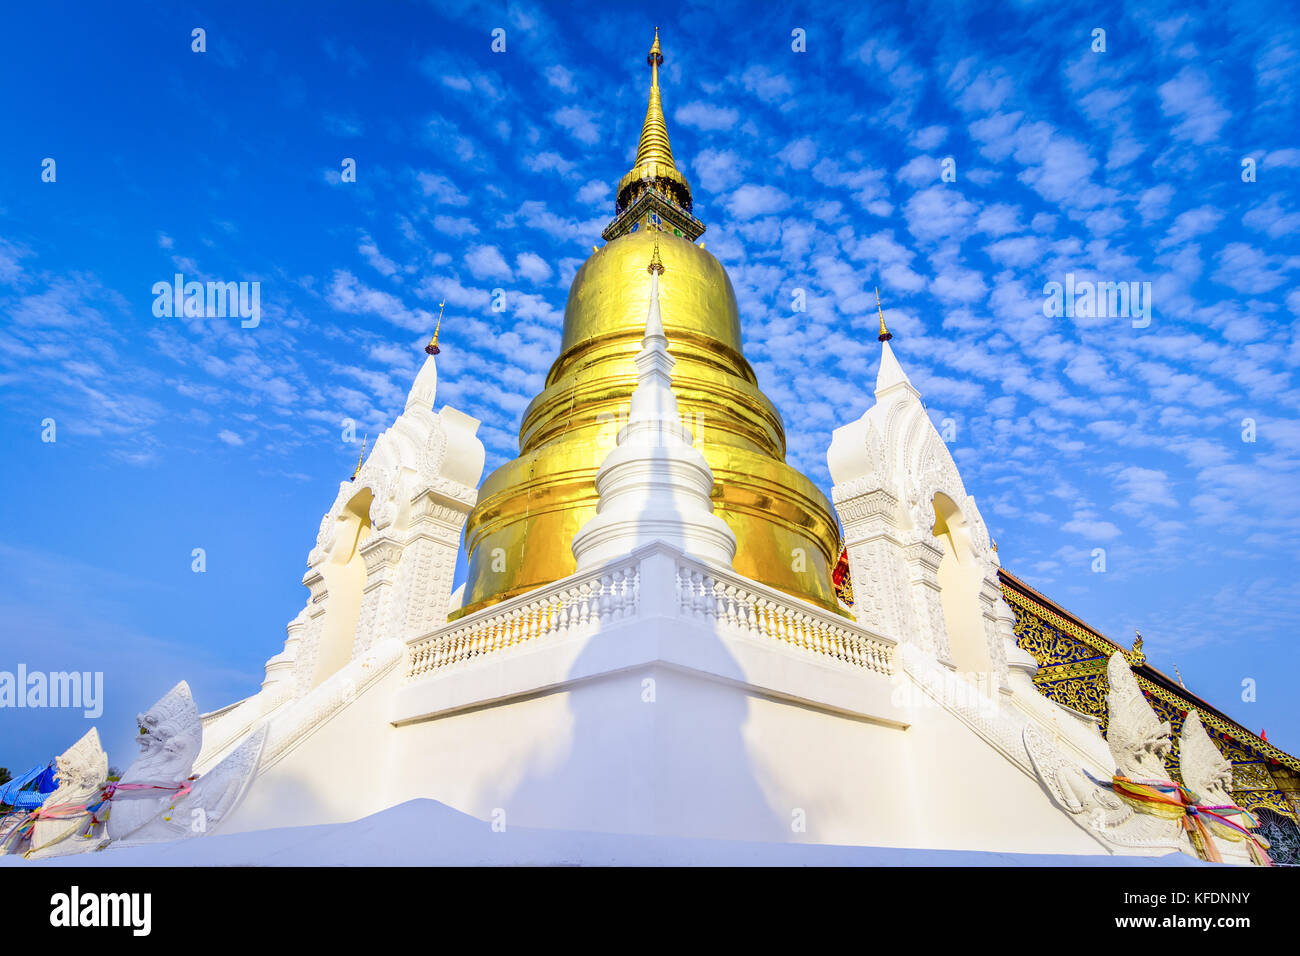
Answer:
674;558;894;675
404;547;894;682
406;563;639;680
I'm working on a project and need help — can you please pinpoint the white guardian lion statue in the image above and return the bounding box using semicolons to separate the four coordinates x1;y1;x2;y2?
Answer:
106;681;204;841
1024;653;1198;859
1179;710;1271;865
5;682;266;859
19;728;109;860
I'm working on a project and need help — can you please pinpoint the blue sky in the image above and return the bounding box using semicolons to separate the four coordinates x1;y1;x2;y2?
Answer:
1;0;1298;770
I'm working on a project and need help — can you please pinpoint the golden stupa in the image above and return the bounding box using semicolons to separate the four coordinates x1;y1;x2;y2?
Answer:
457;29;842;616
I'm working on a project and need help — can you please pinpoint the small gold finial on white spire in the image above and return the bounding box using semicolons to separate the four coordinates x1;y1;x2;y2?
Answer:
425;301;445;356
648;242;664;274
876;287;893;342
351;433;367;481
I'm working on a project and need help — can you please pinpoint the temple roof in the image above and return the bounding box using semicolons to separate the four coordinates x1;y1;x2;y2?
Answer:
998;567;1300;773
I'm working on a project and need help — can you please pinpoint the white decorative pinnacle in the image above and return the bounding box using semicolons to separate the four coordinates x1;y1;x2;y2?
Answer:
875;338;916;400
405;346;438;413
622;263;688;445
571;249;736;570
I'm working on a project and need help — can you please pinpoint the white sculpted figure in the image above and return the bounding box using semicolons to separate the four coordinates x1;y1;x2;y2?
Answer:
21;728;109;860
1024;654;1195;858
104;680;267;847
1105;653;1173;780
106;681;203;841
1180;710;1271;865
108;726;267;846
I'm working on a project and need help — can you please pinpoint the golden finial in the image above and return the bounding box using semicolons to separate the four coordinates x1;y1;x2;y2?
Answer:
604;28;701;240
633;28;675;172
351;434;367;481
648;242;664;274
1174;662;1186;689
1131;628;1145;664
991;539;998;553
876;287;893;342
425;300;444;356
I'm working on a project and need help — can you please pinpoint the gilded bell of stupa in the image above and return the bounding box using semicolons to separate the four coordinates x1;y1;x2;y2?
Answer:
457;29;842;616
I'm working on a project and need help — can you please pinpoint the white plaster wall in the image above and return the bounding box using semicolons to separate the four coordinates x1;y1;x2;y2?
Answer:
219;655;1103;854
218;664;403;834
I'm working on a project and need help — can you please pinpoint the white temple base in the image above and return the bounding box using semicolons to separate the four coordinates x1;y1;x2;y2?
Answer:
5;799;1205;867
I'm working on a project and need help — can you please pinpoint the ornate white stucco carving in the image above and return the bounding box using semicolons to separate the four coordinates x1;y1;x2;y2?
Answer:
1019;653;1212;858
266;348;486;703
827;339;1004;680
189;345;485;776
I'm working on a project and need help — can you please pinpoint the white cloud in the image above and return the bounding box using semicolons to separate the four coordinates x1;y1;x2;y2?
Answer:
776;137;816;170
464;245;513;281
553;106;599;145
675;101;739;131
576;179;610;205
432;215;479;237
692;149;745;193
524;151;577;177
726;184;791;220
544;64;576;94
1211;243;1290;294
358;234;399;277
896;156;941;187
416;172;469;205
515;252;552;283
1158;66;1230;145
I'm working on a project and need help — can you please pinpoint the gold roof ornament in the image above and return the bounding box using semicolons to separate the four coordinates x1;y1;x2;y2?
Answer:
351;434;367;482
603;29;704;242
425;301;444;356
648;242;664;274
634;27;674;171
1131;627;1146;665
876;287;893;342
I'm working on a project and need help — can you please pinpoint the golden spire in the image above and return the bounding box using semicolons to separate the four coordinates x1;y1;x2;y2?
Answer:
633;27;676;171
876;287;893;342
604;28;702;241
425;301;444;356
351;434;367;481
648;242;664;274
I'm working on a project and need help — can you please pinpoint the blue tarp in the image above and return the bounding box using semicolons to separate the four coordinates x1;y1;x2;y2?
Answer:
36;765;57;794
0;764;58;810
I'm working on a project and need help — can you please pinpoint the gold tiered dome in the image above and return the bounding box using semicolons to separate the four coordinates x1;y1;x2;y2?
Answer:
456;31;842;617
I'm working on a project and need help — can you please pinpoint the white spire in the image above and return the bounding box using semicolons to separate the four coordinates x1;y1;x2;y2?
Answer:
571;245;736;570
405;345;438;413
874;338;915;398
